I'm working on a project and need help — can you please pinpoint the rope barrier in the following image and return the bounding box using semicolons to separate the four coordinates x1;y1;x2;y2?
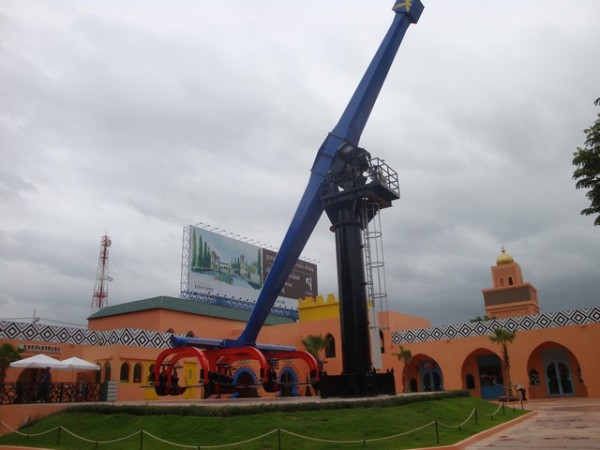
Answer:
190;429;279;449
59;426;141;445
360;421;437;443
0;403;518;449
490;402;505;418
280;428;366;445
437;407;477;429
142;430;199;448
0;421;60;438
59;426;97;443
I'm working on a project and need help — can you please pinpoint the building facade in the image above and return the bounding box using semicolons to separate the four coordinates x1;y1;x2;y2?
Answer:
1;248;599;425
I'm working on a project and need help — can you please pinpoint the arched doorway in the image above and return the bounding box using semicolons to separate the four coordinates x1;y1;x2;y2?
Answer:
421;364;442;392
461;348;504;399
527;342;585;399
477;354;504;399
278;367;299;397
103;361;112;382
102;361;112;401
416;356;443;392
232;368;259;398
546;361;573;395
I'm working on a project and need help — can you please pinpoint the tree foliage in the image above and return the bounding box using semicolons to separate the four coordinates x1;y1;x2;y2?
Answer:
573;97;600;226
393;345;413;393
0;343;23;386
301;334;331;361
489;328;517;398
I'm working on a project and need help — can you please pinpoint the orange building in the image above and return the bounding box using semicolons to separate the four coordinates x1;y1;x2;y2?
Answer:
1;247;599;418
387;248;599;399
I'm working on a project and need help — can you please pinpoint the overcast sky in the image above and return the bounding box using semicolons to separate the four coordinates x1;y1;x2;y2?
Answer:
1;0;599;329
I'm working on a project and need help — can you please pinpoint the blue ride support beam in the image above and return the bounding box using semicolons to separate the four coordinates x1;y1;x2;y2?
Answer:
235;0;424;347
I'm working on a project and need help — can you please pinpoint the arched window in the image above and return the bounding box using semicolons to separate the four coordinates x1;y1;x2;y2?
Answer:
465;373;475;389
133;363;143;383
120;362;130;383
325;334;336;358
379;330;385;354
508;276;514;286
166;328;175;334
186;330;195;337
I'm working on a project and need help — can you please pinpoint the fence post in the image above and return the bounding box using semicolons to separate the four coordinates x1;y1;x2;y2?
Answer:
435;420;440;444
140;430;143;450
278;428;281;450
56;426;61;445
502;402;506;415
474;408;478;425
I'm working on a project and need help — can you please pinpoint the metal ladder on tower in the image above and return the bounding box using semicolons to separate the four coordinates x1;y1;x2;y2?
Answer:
362;201;391;370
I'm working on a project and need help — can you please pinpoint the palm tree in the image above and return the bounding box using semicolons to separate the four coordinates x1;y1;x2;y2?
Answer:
393;345;413;393
489;328;517;400
0;343;23;387
301;334;331;362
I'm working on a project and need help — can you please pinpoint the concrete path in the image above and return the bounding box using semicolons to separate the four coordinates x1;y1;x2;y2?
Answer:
463;398;600;449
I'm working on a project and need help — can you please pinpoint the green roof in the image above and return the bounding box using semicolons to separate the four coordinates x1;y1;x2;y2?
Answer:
87;295;295;325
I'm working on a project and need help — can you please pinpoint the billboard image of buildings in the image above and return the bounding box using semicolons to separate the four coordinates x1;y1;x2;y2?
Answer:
181;225;318;309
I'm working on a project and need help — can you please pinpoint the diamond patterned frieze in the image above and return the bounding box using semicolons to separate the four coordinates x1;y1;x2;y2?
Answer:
445;325;458;339
390;307;600;344
431;327;444;340
571;310;586;324
3;307;600;349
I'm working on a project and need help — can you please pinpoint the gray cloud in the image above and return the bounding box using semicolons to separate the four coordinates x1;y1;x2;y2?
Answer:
1;0;599;328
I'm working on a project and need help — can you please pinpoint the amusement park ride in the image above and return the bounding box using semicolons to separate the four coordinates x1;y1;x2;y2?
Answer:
154;0;424;398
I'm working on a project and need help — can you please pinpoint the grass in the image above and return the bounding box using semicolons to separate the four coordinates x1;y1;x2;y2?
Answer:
0;393;528;449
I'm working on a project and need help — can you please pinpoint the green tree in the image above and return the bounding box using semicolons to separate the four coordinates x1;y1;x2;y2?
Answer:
0;343;23;387
301;334;331;361
191;229;198;268
489;328;517;400
573;97;600;226
469;315;494;323
393;345;413;393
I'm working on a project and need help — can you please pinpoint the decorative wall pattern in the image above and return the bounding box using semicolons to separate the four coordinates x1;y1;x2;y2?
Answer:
0;321;171;349
392;307;600;345
3;306;600;349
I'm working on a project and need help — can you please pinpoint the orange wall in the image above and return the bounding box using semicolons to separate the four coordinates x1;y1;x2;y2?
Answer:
4;310;599;403
88;310;245;339
386;323;600;398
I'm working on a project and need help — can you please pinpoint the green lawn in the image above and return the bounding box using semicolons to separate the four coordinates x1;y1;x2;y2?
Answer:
0;393;527;449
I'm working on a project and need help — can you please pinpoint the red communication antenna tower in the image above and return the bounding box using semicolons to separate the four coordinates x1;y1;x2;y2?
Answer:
91;234;113;313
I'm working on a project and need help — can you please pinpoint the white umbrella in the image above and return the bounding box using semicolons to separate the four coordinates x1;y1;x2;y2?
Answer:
61;357;100;371
10;353;68;369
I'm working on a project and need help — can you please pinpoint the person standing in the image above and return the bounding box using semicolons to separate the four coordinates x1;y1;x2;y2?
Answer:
37;367;52;402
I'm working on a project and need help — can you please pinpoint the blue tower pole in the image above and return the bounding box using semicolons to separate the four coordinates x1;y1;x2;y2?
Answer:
236;1;424;346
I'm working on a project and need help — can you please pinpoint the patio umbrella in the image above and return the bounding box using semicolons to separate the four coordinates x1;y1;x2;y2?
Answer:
10;353;68;369
61;357;100;371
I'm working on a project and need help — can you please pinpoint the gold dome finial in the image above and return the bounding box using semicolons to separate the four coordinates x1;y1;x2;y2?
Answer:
496;247;514;265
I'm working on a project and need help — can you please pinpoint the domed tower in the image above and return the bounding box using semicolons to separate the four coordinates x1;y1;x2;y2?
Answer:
481;247;540;318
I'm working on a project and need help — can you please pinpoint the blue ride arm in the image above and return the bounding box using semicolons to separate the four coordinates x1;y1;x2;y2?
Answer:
236;0;423;346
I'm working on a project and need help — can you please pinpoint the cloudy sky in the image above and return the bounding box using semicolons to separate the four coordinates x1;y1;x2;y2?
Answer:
1;0;599;329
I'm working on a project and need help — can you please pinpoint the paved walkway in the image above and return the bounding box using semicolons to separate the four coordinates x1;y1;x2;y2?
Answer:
463;398;600;449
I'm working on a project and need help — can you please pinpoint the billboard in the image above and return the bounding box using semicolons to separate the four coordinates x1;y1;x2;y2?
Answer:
181;225;318;309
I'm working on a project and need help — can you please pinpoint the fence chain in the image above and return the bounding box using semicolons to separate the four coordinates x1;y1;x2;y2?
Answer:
0;403;517;448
